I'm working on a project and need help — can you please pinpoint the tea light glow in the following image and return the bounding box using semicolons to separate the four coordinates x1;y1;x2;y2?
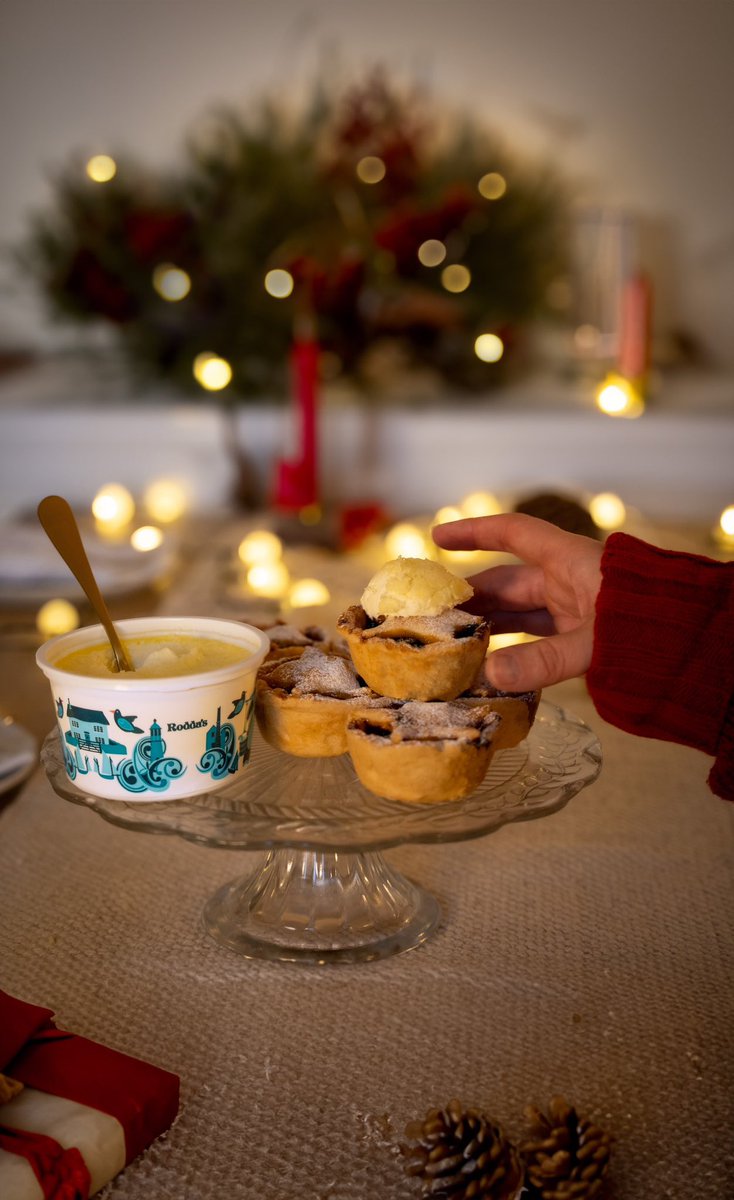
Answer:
474;333;504;363
460;491;503;518
238;530;283;567
86;155;117;183
131;525;164;552
37;598;80;637
152;264;191;301
193;352;232;391
92;484;135;534
143;479;188;523
595;374;645;418
384;523;432;560
589;493;626;531
247;561;290;598
288;578;330;608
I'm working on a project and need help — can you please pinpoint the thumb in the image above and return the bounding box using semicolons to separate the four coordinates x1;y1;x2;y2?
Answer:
485;625;593;692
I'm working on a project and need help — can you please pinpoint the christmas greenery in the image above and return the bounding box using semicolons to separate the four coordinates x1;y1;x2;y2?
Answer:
20;72;569;400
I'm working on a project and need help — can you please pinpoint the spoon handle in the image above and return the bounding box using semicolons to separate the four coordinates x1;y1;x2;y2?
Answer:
37;495;135;673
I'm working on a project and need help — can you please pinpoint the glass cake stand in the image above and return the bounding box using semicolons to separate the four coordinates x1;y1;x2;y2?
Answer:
41;701;601;965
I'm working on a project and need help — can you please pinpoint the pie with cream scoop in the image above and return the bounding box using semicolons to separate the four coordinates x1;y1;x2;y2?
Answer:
337;557;489;701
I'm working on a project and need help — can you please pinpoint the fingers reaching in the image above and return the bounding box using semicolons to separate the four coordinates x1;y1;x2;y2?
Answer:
432;512;581;563
485;623;594;691
463;563;549;614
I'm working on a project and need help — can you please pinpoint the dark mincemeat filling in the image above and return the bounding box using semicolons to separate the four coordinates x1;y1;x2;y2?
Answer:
365;616;480;642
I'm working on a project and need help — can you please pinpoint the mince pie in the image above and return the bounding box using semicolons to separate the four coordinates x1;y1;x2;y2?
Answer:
346;701;503;804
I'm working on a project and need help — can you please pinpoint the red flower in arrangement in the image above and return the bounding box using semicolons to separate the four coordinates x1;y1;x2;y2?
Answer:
60;247;137;323
286;253;365;316
374;186;479;271
123;208;195;264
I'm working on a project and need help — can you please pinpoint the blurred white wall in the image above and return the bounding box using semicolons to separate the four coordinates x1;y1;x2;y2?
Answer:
1;0;733;362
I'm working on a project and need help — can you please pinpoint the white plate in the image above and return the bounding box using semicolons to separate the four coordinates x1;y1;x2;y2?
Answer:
0;518;176;605
0;718;37;796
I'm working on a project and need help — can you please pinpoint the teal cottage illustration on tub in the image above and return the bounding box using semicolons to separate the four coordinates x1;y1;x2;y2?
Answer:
65;703;127;778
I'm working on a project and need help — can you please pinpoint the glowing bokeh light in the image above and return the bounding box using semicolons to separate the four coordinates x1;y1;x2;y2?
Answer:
384;523;432;560
92;483;135;533
441;264;471;293
478;172;506;200
595;374;645;418
37;598;80;637
237;530;283;568
288;578;331;608
86;155;117;183
432;505;464;527
143;479;188;523
247;561;290;598
356;156;386;184
130;525;164;552
461;491;503;518
264;269;295;298
418;239;447;267
152;264;191;301
193;352;232;391
719;505;734;537
589;492;626;531
474;333;504;363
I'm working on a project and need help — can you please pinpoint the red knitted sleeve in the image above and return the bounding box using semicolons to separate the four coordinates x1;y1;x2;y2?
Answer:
586;532;734;801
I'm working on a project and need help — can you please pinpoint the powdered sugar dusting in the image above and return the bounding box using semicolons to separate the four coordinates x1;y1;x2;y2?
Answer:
363;609;483;640
265;647;364;697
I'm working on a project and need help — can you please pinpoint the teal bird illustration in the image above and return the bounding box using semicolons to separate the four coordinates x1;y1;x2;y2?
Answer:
228;690;247;718
113;709;143;733
56;697;64;718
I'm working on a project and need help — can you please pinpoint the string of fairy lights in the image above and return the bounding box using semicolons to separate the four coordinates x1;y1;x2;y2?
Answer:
35;475;734;644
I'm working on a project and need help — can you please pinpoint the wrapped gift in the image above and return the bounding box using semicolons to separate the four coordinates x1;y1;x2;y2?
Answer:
0;989;179;1199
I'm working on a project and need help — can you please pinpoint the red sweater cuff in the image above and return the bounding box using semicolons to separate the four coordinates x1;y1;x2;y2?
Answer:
587;532;734;800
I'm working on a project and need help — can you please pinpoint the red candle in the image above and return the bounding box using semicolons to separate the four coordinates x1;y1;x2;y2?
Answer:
274;325;320;511
618;272;652;382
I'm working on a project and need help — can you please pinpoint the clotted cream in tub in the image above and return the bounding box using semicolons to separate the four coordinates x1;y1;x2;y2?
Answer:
36;617;270;801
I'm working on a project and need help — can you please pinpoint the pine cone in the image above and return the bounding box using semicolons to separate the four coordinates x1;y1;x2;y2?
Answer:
401;1098;523;1199
520;1095;613;1199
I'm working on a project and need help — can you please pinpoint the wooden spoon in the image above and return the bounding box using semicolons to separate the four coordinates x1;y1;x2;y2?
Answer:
37;495;135;673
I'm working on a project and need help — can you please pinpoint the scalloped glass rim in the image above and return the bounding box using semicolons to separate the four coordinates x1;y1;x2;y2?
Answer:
41;701;602;853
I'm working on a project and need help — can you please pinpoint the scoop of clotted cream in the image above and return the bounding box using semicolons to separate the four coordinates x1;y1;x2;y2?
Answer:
360;557;473;618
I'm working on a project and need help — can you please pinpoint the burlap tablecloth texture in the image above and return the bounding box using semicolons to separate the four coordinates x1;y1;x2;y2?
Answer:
2;525;733;1198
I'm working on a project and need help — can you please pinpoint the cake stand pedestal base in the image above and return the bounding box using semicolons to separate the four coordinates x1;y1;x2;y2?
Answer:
203;847;441;964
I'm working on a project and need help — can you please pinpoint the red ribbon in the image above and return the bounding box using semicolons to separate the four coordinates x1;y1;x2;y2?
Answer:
1;989;179;1167
0;1124;91;1199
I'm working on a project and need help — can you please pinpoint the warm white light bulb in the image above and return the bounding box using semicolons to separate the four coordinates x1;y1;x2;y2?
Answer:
288;578;330;608
595;374;644;418
193;352;232;391
356;156;386;184
418;239;447;268
86;155;117;183
247;561;290;598
37;598;80;637
441;264;471;293
143;479;188;523
384;523;432;560
461;491;502;518
152;264;191;301
478;172;506;200
237;530;283;567
92;484;135;532
589;493;626;531
474;333;504;363
433;505;464;526
719;505;734;536
264;269;294;298
130;525;164;551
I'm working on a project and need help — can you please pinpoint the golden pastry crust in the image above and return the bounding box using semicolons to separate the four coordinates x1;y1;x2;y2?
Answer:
346;701;502;804
336;605;490;702
255;647;389;757
460;671;541;749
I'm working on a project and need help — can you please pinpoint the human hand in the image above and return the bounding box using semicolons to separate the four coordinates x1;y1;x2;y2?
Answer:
432;513;604;691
